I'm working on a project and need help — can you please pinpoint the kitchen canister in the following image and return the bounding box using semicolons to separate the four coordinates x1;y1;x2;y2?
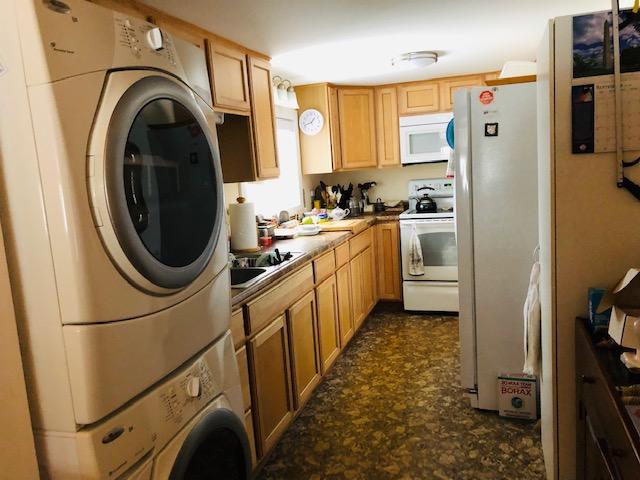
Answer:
229;196;258;252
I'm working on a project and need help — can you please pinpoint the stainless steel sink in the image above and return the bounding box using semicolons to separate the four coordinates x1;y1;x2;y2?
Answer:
230;250;304;289
230;268;267;287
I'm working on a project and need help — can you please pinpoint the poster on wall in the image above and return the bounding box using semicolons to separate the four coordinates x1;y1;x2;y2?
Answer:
571;10;640;153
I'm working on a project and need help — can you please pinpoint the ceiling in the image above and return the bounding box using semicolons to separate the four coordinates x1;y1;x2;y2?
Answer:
143;0;629;85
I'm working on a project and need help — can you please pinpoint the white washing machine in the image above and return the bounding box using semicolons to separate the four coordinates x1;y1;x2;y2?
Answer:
36;332;251;480
2;0;235;442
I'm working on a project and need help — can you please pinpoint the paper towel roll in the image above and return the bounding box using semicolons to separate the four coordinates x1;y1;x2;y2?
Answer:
229;197;258;252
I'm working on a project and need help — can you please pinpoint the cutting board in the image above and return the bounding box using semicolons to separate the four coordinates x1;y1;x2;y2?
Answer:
318;219;368;234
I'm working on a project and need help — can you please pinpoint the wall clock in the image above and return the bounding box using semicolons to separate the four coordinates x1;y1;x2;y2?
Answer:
299;109;324;136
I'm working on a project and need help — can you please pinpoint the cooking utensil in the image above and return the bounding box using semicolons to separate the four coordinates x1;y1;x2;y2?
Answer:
416;186;437;213
374;197;386;212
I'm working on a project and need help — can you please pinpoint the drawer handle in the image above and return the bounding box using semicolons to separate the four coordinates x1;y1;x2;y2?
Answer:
581;375;596;384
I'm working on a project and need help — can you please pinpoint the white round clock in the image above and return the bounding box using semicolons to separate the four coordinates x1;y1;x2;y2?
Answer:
299;109;324;136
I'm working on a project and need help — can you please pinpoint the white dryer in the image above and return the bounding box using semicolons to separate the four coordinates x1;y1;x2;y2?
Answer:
3;0;233;434
36;333;251;480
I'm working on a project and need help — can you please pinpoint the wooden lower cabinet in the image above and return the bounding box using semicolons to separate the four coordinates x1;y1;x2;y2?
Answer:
350;252;365;329
362;246;376;314
236;346;251;411
244;409;257;467
316;275;341;373
248;315;293;455
375;222;402;300
287;292;322;410
335;263;354;346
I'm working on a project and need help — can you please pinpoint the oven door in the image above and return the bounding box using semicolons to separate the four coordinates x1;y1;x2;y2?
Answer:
400;219;458;281
400;123;451;164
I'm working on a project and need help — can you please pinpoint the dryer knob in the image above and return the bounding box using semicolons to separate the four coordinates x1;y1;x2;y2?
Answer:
185;377;201;398
146;27;164;51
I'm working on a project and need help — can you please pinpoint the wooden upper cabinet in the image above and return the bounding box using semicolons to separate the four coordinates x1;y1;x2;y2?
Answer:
375;222;401;301
397;82;439;115
297;84;342;174
316;275;341;373
439;75;483;111
249;315;293;455
337;88;377;170
205;39;250;112
248;56;279;179
328;86;342;170
286;292;321;410
375;87;400;167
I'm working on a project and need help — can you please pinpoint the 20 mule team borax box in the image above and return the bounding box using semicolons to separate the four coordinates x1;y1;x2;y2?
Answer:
497;373;537;420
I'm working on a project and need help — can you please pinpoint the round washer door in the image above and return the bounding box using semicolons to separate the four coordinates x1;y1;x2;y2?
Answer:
91;73;224;291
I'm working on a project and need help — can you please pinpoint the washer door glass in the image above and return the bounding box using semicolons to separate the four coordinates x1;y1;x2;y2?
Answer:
105;75;223;290
125;99;216;267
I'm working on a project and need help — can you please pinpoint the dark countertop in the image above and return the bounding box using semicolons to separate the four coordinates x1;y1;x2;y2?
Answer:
230;213;399;308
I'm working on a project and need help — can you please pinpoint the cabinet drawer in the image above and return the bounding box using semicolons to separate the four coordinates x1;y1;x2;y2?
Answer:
349;228;372;257
230;309;245;349
577;325;640;478
334;242;350;268
246;264;314;334
313;250;336;284
236;345;251;411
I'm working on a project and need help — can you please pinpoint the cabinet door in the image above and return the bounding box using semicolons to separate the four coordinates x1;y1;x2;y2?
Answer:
248;56;279;179
205;40;250;112
397;82;439;115
375;87;400;167
362;246;376;315
249;315;293;455
336;263;354;346
329;86;343;170
338;88;377;170
350;253;365;330
316;275;341;373
287;292;321;410
375;222;402;300
439;75;483;111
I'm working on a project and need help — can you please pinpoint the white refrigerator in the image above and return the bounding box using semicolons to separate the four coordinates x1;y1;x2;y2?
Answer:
453;83;538;411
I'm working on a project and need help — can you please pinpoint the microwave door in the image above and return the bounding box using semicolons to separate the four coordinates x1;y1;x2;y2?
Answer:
401;124;451;164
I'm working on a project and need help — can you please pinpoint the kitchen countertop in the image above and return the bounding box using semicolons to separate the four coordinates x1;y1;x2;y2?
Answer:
230;213;399;307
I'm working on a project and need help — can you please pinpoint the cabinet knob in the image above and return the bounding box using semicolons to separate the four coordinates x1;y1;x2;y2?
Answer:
581;375;595;384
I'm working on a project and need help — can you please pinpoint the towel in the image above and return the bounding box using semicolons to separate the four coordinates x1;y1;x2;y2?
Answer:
523;262;541;376
446;149;455;178
408;224;425;276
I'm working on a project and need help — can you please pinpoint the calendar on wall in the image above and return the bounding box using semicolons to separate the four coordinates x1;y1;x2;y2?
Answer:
571;10;640;154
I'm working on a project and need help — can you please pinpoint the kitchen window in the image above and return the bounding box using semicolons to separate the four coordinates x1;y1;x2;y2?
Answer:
241;107;303;217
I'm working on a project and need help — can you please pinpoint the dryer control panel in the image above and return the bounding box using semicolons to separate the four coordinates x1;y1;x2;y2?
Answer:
114;14;178;67
19;0;184;86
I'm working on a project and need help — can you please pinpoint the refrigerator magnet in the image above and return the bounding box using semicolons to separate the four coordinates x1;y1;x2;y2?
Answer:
484;123;499;137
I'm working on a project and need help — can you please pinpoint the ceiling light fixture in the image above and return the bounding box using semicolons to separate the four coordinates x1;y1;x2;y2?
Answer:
391;51;438;68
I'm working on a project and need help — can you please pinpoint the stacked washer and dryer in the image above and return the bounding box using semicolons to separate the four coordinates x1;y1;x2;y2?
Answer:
1;0;250;478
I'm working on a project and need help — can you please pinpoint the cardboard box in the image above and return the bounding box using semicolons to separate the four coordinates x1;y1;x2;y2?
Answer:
497;373;537;420
602;269;640;348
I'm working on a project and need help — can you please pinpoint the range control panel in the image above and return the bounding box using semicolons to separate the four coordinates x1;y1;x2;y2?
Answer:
408;178;454;199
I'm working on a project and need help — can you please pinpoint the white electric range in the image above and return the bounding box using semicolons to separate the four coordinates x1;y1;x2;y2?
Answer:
399;178;459;312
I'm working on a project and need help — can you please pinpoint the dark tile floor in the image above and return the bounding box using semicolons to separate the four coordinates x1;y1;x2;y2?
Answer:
257;305;546;480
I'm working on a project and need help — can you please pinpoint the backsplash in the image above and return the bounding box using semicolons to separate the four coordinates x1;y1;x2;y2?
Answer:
302;162;448;208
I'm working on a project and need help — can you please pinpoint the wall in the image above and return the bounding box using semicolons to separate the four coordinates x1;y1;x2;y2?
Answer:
302;162;448;208
543;15;640;480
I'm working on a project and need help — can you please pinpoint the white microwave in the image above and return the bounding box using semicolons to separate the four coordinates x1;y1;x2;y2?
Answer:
399;112;453;165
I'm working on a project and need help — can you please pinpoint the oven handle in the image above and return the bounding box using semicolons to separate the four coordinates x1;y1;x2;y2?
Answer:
400;219;455;226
